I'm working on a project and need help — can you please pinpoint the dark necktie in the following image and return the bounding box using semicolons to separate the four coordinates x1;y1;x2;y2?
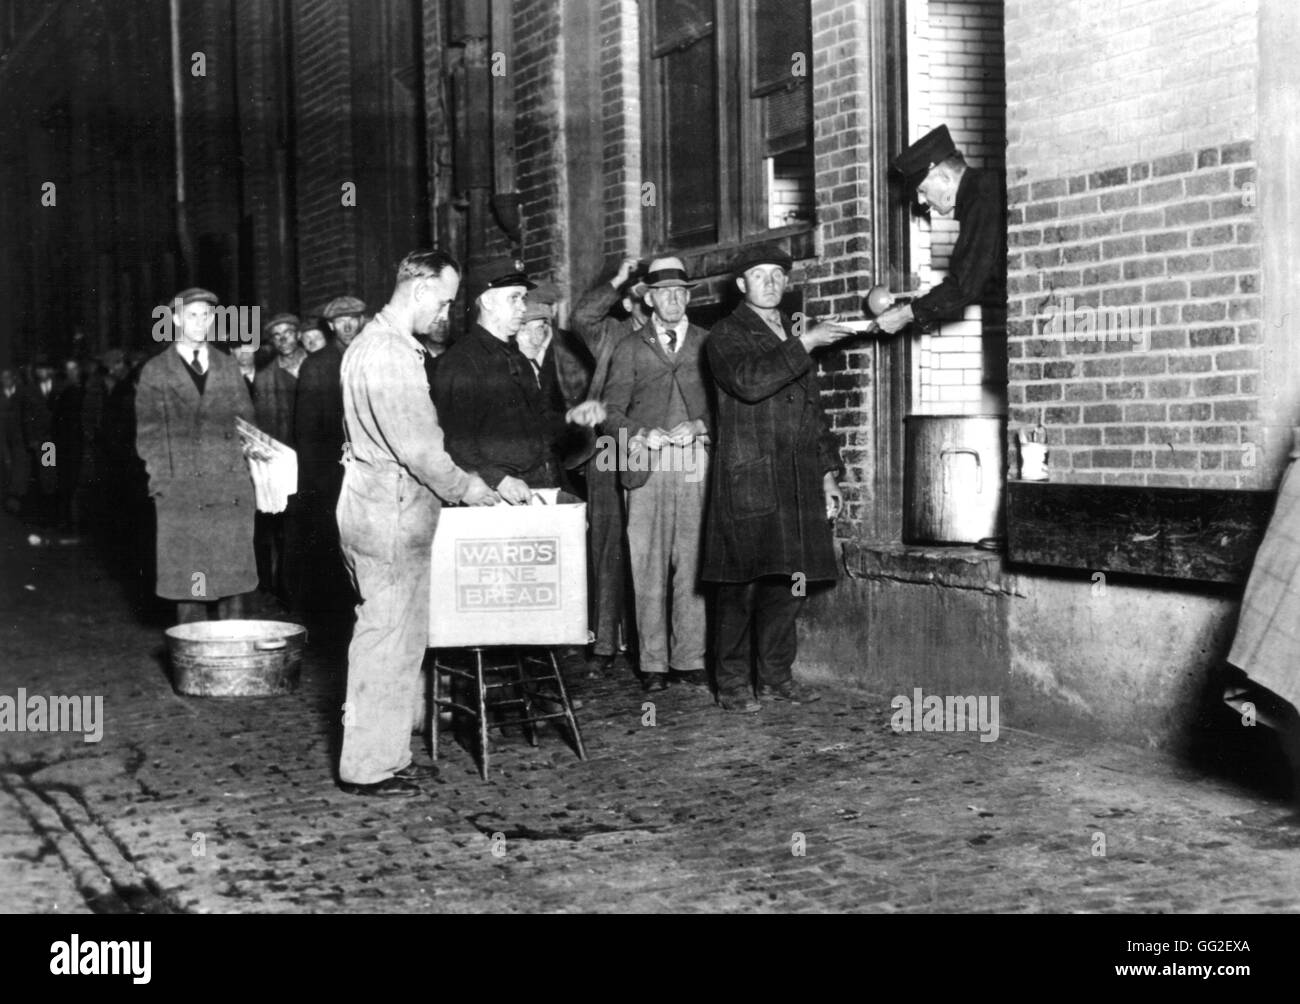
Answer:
529;358;542;387
191;349;204;375
662;327;677;353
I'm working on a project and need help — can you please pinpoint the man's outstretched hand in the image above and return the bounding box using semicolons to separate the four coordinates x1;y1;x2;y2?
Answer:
800;317;858;351
874;303;914;334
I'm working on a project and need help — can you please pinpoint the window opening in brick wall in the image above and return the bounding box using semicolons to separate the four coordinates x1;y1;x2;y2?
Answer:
643;0;813;251
905;0;1007;421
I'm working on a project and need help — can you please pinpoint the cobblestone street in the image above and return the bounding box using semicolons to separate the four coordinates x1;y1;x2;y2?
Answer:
3;513;1300;915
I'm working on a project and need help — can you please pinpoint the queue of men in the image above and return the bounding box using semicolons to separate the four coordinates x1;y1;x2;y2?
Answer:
2;122;1002;797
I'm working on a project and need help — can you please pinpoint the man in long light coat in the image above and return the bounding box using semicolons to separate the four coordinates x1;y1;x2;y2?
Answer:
135;288;257;623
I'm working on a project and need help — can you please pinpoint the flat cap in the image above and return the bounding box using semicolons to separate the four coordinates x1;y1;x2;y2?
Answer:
530;280;562;305
262;312;301;334
322;295;367;320
892;124;958;190
172;287;219;308
521;294;552;323
731;243;793;276
472;256;536;299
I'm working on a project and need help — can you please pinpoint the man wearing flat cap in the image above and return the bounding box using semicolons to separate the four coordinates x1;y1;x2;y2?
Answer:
876;124;1008;401
136;287;257;622
432;257;605;507
251;311;304;603
293;295;368;638
602;256;713;692
702;246;854;713
253;312;303;446
321;295;367;348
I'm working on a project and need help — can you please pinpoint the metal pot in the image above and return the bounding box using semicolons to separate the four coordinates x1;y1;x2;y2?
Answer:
903;415;1006;545
165;619;307;696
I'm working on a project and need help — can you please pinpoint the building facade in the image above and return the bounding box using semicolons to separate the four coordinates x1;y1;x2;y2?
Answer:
2;0;1293;758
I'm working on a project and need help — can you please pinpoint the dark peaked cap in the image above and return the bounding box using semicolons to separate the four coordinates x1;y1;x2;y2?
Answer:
891;124;959;190
471;257;537;299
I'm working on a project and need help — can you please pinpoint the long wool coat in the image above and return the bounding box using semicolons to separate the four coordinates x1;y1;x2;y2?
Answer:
702;303;843;583
135;346;258;601
1229;454;1300;711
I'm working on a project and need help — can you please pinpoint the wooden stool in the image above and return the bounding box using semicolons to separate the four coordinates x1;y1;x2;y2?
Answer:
431;647;587;781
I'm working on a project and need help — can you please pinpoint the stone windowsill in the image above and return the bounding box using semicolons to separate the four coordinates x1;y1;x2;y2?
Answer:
841;539;1023;596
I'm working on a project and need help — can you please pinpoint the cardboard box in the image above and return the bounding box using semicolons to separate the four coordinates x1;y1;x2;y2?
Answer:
428;490;588;647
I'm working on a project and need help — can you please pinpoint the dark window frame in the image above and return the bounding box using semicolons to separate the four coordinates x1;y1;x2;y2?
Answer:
639;0;815;257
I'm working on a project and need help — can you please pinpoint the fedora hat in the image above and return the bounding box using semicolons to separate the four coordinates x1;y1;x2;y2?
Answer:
633;256;697;298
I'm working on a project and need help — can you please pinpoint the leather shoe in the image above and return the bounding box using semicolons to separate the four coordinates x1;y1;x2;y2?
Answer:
642;673;669;693
338;776;420;798
759;680;822;704
668;669;708;689
586;654;616;679
718;691;761;714
390;762;438;781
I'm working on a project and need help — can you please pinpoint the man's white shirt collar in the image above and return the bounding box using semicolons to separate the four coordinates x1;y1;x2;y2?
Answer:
655;317;688;352
176;341;210;366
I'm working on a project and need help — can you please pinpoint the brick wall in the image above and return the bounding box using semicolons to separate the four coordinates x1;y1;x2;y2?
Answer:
0;0;178;360
232;0;275;309
1005;0;1261;487
596;0;642;268
804;0;880;533
513;0;565;280
289;0;357;307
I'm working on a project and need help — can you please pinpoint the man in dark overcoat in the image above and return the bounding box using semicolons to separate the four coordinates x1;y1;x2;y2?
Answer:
291;295;366;639
135;288;257;623
1;367;30;513
702;245;854;712
432;259;605;505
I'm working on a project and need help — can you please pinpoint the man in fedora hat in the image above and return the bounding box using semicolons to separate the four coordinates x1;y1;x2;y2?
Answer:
135;287;258;623
602;256;713;692
875;124;1007;405
703;245;854;713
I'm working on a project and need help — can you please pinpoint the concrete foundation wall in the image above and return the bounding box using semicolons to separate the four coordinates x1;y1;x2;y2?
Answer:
799;561;1239;750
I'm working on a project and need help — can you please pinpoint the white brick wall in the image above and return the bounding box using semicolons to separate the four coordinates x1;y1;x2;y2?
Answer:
1005;0;1258;179
908;0;1006;415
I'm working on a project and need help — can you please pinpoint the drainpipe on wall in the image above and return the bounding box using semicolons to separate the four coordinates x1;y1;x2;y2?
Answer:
451;0;493;280
170;0;193;281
